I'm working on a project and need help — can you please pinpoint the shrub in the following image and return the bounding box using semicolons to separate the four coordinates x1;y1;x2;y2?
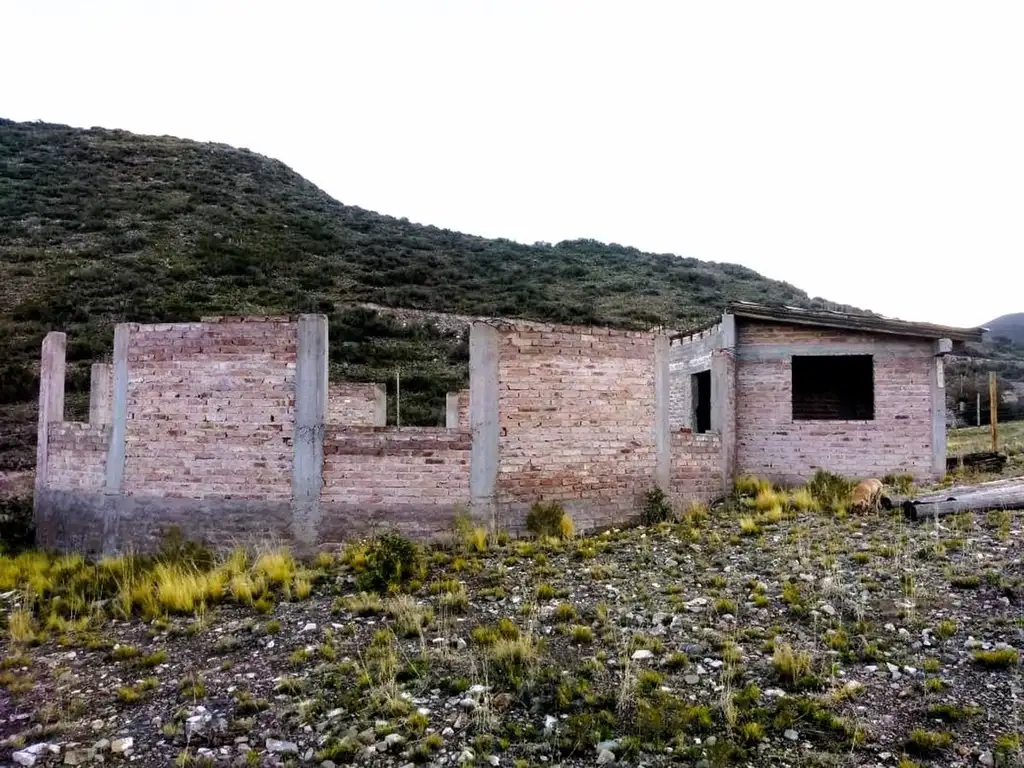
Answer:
805;469;854;511
0;497;35;554
641;487;674;525
356;531;424;594
526;501;571;539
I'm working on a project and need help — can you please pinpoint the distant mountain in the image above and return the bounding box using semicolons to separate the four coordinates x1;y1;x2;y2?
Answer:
984;313;1024;346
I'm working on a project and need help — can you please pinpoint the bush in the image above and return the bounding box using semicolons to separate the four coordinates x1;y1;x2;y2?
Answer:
0;496;34;554
356;531;424;594
640;487;673;525
805;470;853;511
526;501;572;539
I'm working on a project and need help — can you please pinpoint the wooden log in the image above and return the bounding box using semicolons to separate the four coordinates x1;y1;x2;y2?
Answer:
902;483;1024;521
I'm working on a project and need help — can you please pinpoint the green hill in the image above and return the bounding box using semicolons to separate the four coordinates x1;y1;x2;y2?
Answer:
985;313;1024;346
0;117;872;472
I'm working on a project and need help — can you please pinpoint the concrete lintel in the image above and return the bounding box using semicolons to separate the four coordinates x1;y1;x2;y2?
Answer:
654;334;671;492
103;325;130;495
445;392;460;429
735;343;932;363
373;383;387;426
291;314;329;549
931;357;946;478
89;363;113;427
35;332;67;502
469;323;499;527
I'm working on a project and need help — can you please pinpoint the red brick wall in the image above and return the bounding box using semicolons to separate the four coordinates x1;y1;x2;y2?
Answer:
494;322;656;528
735;322;934;484
455;390;469;428
671;429;722;504
46;423;109;491
321;427;470;506
121;318;297;500
328;383;381;426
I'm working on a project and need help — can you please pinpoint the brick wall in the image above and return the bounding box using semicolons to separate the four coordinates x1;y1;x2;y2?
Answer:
46;423;109;491
735;322;935;484
494;322;656;530
320;427;470;539
669;324;720;428
328;383;383;426
121;318;297;500
455;390;469;428
670;429;722;504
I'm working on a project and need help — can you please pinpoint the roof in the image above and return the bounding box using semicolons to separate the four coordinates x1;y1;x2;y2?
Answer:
724;301;987;342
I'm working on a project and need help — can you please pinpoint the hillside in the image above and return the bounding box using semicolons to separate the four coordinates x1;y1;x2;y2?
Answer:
984;313;1024;346
1;117;872;472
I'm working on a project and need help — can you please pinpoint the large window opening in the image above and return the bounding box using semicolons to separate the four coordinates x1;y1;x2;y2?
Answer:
792;355;874;420
692;370;712;433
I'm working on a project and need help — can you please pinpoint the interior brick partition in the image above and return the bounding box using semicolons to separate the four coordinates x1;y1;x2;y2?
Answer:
671;430;723;505
328;383;385;426
122;318;297;500
47;423;110;491
492;321;657;531
320;427;471;540
669;324;721;428
735;323;935;484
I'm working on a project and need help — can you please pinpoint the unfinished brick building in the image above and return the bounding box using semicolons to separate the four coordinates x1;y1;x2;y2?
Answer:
34;304;983;554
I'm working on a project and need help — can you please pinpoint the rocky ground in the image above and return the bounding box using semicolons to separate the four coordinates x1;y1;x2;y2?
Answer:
0;477;1022;768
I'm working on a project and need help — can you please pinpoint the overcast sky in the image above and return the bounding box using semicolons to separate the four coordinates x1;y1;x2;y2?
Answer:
3;0;1022;327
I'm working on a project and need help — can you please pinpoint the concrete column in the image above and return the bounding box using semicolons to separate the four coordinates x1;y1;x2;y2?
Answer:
104;325;131;494
373;383;387;426
653;334;671;493
89;363;113;428
712;313;737;493
291;314;329;548
931;355;947;478
445;392;460;429
469;323;499;527
35;332;67;500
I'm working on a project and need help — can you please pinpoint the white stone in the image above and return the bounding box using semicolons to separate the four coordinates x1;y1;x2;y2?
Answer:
597;749;616;764
111;738;133;754
784;729;799;741
266;738;298;753
631;649;654;661
13;744;49;767
300;622;317;633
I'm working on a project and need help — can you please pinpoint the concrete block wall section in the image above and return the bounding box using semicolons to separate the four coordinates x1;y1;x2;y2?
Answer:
734;322;940;485
89;363;113;427
668;323;721;429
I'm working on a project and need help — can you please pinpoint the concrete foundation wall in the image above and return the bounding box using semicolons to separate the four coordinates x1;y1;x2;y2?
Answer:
492;321;657;531
735;321;938;485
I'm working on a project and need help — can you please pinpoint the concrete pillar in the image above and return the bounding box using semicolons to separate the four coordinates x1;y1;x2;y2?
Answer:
653;334;671;493
469;323;499;527
931;354;947;478
104;325;131;495
35;332;67;501
291;314;329;548
445;392;460;429
712;313;737;493
373;383;387;426
89;363;113;428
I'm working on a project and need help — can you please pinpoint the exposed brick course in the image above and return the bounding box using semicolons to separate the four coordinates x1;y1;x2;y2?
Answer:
122;321;297;500
47;423;109;491
322;426;470;506
669;324;720;428
735;323;935;484
493;322;657;529
670;429;723;504
328;383;383;426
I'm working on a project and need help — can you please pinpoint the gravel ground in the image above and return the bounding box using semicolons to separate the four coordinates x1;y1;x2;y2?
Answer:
1;489;1022;768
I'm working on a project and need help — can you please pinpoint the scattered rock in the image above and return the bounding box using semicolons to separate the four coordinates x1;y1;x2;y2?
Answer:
783;729;799;742
598;749;617;764
266;738;299;754
631;649;654;661
13;744;50;767
979;751;995;767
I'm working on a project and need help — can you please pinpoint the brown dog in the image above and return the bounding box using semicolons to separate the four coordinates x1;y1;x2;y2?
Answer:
850;478;884;514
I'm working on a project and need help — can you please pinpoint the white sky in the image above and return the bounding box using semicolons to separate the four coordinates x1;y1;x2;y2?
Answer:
2;0;1022;328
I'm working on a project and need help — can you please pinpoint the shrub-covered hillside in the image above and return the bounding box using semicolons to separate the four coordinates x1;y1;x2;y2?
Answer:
0;117;866;471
